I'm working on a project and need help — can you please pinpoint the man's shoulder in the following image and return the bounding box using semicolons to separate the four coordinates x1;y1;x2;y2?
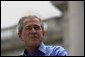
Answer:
46;45;64;50
45;45;68;56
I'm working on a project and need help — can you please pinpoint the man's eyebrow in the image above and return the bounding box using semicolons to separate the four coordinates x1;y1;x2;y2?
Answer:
34;24;41;26
25;24;41;27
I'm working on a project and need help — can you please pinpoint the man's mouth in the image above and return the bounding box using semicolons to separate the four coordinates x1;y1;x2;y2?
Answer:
30;35;38;38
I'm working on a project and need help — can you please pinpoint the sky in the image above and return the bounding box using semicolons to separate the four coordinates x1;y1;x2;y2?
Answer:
1;1;62;29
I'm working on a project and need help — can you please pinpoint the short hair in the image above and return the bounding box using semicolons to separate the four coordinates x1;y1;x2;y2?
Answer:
18;15;44;34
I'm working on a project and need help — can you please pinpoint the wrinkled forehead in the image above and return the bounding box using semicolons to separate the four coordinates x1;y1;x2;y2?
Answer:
23;18;41;26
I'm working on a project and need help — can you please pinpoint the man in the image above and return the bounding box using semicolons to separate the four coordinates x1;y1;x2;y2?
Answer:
18;15;68;56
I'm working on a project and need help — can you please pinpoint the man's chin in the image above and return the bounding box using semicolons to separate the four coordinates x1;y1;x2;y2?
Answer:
30;41;40;46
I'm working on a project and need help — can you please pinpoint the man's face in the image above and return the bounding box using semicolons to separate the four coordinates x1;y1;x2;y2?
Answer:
19;18;44;47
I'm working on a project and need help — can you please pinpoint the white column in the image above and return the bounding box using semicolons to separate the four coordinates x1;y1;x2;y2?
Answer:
68;1;84;56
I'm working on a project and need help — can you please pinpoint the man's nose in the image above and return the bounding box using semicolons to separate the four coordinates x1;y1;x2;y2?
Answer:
30;28;36;33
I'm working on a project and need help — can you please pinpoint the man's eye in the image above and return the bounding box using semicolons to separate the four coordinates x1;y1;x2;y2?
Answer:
34;26;41;30
25;27;31;30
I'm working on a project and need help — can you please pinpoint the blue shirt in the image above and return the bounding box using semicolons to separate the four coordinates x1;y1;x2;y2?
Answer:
20;43;68;56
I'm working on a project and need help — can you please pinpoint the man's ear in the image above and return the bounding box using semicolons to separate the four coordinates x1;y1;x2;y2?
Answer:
43;31;45;36
18;32;24;41
18;32;21;38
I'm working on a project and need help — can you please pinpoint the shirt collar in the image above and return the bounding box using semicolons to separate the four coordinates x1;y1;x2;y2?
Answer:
38;42;46;54
23;42;46;56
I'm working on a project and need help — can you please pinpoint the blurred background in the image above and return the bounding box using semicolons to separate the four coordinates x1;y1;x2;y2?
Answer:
1;1;84;56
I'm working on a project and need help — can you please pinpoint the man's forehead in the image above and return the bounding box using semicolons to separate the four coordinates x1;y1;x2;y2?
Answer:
25;24;41;27
23;18;41;26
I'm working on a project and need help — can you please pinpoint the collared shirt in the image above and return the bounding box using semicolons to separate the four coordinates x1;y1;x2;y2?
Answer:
20;43;68;56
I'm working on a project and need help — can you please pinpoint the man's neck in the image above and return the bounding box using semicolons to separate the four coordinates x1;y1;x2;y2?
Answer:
26;46;36;55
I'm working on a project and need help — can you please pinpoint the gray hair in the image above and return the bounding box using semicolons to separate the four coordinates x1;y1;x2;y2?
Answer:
18;15;44;34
